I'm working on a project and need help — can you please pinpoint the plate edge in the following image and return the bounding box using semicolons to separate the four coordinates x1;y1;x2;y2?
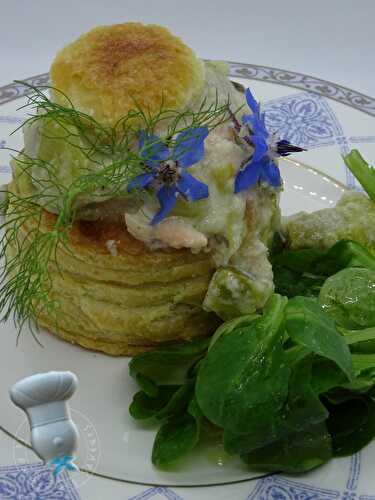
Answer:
1;63;375;118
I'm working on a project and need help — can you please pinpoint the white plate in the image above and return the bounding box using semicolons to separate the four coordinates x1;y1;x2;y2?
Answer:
0;65;375;498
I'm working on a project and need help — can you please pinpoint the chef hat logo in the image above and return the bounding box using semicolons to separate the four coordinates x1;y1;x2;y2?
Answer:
10;371;100;487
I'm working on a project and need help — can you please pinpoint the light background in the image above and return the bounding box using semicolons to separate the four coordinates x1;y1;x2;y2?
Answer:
1;0;375;95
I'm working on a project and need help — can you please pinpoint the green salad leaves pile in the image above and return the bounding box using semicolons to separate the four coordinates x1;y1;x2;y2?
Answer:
128;241;375;472
128;150;375;473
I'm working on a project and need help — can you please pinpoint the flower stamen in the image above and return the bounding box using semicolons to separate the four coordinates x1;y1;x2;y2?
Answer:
156;160;181;186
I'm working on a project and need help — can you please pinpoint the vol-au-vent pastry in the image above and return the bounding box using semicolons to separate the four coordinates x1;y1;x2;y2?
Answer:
4;22;302;355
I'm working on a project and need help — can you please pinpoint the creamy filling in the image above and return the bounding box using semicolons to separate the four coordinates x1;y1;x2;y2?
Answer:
124;119;248;256
125;213;209;252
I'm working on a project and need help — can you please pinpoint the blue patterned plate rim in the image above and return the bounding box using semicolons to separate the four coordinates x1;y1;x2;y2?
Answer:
1;62;375;117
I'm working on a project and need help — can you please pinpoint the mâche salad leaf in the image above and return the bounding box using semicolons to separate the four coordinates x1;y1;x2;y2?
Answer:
151;412;200;467
344;149;375;203
129;337;210;385
224;358;328;457
285;297;354;380
129;385;179;420
241;422;332;473
271;247;326;298
325;396;375;457
196;295;289;436
319;268;375;329
316;240;375;274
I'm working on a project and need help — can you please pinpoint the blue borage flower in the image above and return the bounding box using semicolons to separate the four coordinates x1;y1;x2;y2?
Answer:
233;88;304;193
128;127;209;225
